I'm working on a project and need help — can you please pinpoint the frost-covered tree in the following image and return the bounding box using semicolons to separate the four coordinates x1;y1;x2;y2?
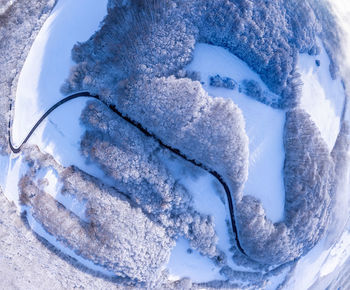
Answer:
236;108;336;265
80;100;219;258
210;74;237;90
60;0;345;268
118;76;249;199
19;148;174;286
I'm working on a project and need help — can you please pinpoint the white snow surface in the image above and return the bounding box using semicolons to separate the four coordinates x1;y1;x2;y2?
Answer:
167;237;223;283
320;230;350;277
0;154;10;194
284;226;350;289
164;156;251;283
187;43;286;223
1;155;27;209
12;0;107;146
297;42;346;151
9;0;110;209
35;166;88;222
5;0;111;277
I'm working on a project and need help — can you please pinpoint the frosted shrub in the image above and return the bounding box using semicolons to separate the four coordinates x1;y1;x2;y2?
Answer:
209;75;237;90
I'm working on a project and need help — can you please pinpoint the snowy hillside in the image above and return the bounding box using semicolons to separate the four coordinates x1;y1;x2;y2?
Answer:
5;0;109;199
12;0;107;146
1;0;110;276
298;42;346;151
187;43;286;223
1;0;350;288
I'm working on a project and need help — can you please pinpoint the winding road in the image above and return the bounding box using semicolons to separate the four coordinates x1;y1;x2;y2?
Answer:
8;91;247;256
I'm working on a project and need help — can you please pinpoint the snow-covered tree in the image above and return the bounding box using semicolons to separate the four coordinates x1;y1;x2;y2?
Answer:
236;108;336;265
118;75;249;199
80;100;220;257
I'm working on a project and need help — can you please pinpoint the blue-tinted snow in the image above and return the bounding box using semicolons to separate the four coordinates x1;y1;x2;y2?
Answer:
12;0;107;146
298;41;346;151
187;43;286;223
11;0;110;194
8;0;110;276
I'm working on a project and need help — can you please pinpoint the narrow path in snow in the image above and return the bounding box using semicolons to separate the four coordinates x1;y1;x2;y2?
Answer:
8;91;248;257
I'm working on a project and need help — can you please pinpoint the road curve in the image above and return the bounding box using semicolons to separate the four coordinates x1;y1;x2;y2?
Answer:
8;92;99;153
8;91;247;256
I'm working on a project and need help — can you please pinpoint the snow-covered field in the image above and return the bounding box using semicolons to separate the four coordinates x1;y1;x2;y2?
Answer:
187;43;286;223
12;0;107;146
283;223;350;289
167;237;223;282
297;42;346;151
164;156;251;283
1;0;110;276
7;0;109;198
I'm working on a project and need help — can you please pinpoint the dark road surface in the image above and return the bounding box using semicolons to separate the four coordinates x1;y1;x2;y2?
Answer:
8;92;99;153
8;91;247;256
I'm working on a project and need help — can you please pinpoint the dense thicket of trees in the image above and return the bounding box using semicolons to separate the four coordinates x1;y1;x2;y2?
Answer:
118;76;249;199
61;0;345;269
236;108;337;265
20;147;174;286
283;109;335;248
81;100;220;258
63;0;336;109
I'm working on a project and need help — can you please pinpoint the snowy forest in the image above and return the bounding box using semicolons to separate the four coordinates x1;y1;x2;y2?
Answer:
1;0;350;288
61;0;350;275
